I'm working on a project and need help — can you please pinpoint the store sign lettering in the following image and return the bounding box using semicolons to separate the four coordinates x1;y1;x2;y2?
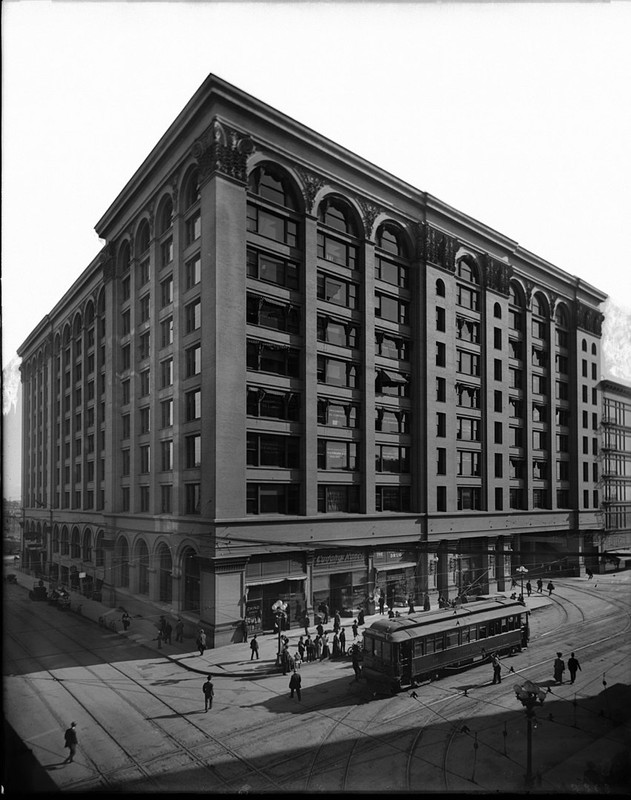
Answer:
315;553;364;567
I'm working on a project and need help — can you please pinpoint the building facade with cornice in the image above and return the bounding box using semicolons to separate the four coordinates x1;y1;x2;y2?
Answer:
18;75;607;646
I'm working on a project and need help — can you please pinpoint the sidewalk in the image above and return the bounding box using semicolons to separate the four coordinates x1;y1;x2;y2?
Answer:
119;590;554;679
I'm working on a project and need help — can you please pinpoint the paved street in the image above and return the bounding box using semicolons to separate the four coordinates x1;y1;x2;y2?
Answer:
3;573;631;793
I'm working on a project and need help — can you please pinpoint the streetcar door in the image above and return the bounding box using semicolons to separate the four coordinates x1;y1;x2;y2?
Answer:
400;642;412;685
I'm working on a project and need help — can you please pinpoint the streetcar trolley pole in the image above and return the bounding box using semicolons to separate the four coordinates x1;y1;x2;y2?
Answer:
513;679;546;789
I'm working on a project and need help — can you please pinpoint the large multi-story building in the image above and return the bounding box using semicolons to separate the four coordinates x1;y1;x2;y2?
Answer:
19;75;607;646
595;379;631;570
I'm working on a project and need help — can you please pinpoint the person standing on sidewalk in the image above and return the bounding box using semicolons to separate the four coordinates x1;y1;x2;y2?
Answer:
241;619;248;643
553;652;566;684
121;611;131;631
320;632;330;661
351;644;362;682
568;652;582;684
303;613;310;636
63;722;78;764
351;619;359;639
250;634;259;660
339;627;346;655
378;591;385;615
164;620;172;644
203;675;214;712
491;652;502;684
175;618;184;642
537;578;543;593
289;669;302;700
197;629;207;656
526;581;532;597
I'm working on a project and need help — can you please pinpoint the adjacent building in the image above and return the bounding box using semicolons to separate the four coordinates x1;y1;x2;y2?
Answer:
19;75;607;646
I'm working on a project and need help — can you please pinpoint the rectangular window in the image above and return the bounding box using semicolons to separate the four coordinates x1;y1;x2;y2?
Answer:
185;299;202;333
247;341;300;378
495;453;503;478
457;450;481;476
186;389;202;421
161;358;173;388
139;294;150;323
185;434;202;468
247;203;298;248
436;307;446;332
317;232;358;269
495;422;503;444
122;276;130;301
248;433;300;468
494;390;503;412
375;486;411;512
140;369;151;397
248;248;299;290
317;356;359;388
533;489;547;509
161;398;173;428
375;255;408;288
248;293;300;334
185;483;201;514
138;259;150;286
317;439;358;471
161;485;173;514
375;293;408;325
161;439;173;471
494;328;502;349
186;254;202;289
140;444;150;473
186;345;202;377
139;331;150;360
161;275;174;307
437;486;447;511
457;350;480;376
437;412;446;437
161;237;173;267
533;430;546;450
139;406;150;434
456;285;479;311
122;309;130;335
436;342;446;367
247;483;300;515
376;445;410;473
317;485;360;514
510;427;524;448
161;317;174;347
457;417;480;441
437;448;446;475
532;375;547;395
436;377;446;402
185;211;201;246
494;359;502;381
121;344;131;371
457;487;481;511
456;317;480;343
249;388;301;422
317;273;359;310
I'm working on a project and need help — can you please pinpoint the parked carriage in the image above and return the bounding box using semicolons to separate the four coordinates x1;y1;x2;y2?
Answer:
362;598;529;692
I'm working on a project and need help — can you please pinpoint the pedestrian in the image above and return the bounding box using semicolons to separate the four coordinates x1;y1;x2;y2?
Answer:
547;581;555;596
197;629;207;656
298;636;306;662
159;615;167;635
315;634;323;660
322;602;329;624
351;644;362;681
586;568;594;580
202;674;214;712
303;613;310;635
352;619;359;638
320;632;330;661
63;722;78;764
333;610;341;632
357;608;365;626
175;618;184;642
423;593;431;612
526;581;532;597
378;591;385;615
408;596;416;614
164;620;172;644
241;618;248;642
553;652;565;684
537;578;543;593
332;632;340;658
438;594;447;609
156;629;163;649
339;627;346;655
491;652;502;684
388;607;395;619
121;611;131;631
250;634;259;660
289;669;302;700
281;644;290;675
316;622;324;638
306;635;315;662
568;652;582;684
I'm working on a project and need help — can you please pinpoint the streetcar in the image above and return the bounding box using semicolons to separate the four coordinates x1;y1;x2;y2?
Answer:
362;598;529;692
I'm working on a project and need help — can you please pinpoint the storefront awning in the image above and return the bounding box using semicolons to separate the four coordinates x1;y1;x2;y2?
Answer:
375;562;417;572
245;575;306;587
605;550;631;559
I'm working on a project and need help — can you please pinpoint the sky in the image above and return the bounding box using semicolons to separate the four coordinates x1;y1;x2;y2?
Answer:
2;1;631;374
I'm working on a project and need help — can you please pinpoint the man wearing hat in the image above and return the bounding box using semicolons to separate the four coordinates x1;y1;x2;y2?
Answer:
63;722;78;763
553;652;565;684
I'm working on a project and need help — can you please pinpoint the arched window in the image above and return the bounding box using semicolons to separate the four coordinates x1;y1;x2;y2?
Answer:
509;282;525;332
494;303;502;319
115;536;130;587
457;256;479;284
158;196;174;235
377;223;407;258
532;293;547;317
555;304;569;328
118;241;131;273
157;544;172;603
95;530;105;567
509;283;524;307
82;528;92;562
182;547;200;612
136;539;149;595
436;279;445;297
248;164;298;211
591;343;597;356
582;339;587;351
184;168;200;209
71;527;81;559
318;196;359;237
61;526;69;556
52;524;60;553
136;220;150;257
375;222;409;288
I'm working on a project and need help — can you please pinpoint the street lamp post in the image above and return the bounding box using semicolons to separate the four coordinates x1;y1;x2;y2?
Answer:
516;565;528;602
514;679;546;789
272;599;288;666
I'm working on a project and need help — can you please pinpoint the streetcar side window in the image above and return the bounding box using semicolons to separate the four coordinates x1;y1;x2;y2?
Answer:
501;617;509;632
382;642;392;664
479;625;487;639
424;636;435;654
413;639;425;657
435;634;445;651
445;630;459;648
